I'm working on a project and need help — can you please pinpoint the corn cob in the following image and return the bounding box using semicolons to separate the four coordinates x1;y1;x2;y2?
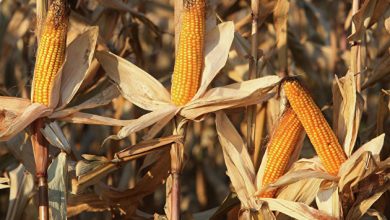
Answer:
171;0;205;106
282;79;347;175
32;0;68;106
260;107;304;198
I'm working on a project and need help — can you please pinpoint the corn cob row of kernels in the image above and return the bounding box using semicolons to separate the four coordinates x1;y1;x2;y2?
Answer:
282;79;347;175
171;0;205;106
260;107;304;198
32;0;68;106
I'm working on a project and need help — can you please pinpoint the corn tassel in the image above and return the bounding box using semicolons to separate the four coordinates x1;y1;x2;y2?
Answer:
171;0;205;106
283;79;347;175
32;0;68;106
260;107;304;198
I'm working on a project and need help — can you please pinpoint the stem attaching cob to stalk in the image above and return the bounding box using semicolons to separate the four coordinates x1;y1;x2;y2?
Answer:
282;78;347;176
171;0;205;106
169;1;205;219
260;107;304;198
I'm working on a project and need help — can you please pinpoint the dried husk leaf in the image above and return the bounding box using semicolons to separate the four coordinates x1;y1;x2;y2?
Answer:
96;51;171;111
51;83;120;118
193;21;235;100
48;152;68;220
181;76;280;119
57;26;99;108
339;134;385;187
0;97;52;141
41;121;71;153
333;74;362;156
316;186;341;218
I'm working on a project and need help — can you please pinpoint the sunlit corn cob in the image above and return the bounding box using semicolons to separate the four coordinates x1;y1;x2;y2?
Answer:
32;0;68;106
171;0;205;106
260;107;304;198
283;79;347;175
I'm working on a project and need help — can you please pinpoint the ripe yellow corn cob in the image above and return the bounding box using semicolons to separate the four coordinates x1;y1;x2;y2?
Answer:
171;0;205;106
283;79;347;175
32;0;68;106
260;107;304;198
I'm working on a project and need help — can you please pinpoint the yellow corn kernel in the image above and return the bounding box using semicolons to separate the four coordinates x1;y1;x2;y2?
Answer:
32;0;68;106
283;79;347;175
171;0;205;106
260;107;304;198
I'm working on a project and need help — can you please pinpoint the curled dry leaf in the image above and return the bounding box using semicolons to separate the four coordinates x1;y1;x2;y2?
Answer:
69;151;171;216
73;135;181;193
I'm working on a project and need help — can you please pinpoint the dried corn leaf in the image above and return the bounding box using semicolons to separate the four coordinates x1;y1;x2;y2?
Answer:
348;0;388;41
108;105;177;141
48;152;68;220
59;112;131;127
262;198;336;220
0;177;9;189
96;51;171;111
316;186;341;218
5;164;35;220
273;0;290;71
216;111;257;208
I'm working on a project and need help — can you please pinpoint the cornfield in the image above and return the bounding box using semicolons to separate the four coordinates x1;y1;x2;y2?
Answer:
0;0;389;219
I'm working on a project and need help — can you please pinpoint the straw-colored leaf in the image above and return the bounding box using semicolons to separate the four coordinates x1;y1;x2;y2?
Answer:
0;177;9;189
48;152;68;220
192;21;235;100
339;134;385;183
59;112;131;127
182;76;280;119
348;0;384;41
0;97;52;141
41;121;71;153
57;27;99;108
216;111;256;208
333;74;362;156
96;51;171;111
52;82;120;118
107;105;177;141
262;198;336;220
346;183;389;220
6;164;35;220
316;186;341;218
